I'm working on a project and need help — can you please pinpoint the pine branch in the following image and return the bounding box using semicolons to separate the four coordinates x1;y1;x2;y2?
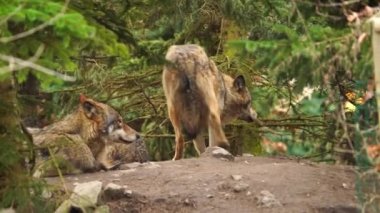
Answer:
0;0;70;43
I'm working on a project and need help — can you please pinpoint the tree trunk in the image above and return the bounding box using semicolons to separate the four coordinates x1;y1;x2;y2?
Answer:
0;78;34;210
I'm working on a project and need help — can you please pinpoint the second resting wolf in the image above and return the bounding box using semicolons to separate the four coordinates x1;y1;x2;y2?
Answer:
163;44;258;160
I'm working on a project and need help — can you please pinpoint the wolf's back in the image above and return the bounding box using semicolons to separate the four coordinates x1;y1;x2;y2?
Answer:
164;45;211;139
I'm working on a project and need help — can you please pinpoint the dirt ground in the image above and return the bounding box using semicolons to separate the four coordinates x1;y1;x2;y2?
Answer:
47;155;359;213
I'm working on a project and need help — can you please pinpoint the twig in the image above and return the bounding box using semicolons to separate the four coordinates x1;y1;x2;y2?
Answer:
0;44;45;72
71;55;119;60
134;80;158;114
48;147;69;195
316;0;361;7
216;18;224;55
142;134;175;138
291;0;311;40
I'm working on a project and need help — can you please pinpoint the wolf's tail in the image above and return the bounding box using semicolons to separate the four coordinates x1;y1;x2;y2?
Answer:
164;45;210;139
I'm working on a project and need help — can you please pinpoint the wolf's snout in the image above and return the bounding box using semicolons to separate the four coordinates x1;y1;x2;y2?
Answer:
251;108;257;120
119;131;140;143
244;108;257;122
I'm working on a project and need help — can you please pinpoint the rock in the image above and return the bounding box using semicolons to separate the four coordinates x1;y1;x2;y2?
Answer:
55;181;103;213
233;182;249;192
72;181;103;206
119;162;142;170
184;198;190;204
0;208;16;213
342;183;349;189
145;162;161;169
168;192;179;197
111;173;121;178
246;191;252;196
94;205;110;213
224;193;232;199
231;175;243;181
55;200;76;213
201;147;234;161
119;162;160;170
103;183;127;201
184;198;191;205
217;181;231;190
256;190;281;208
124;190;133;197
154;197;167;203
42;188;52;199
120;168;137;174
206;194;214;198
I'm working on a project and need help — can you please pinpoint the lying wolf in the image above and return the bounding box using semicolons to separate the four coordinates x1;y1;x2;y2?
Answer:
31;94;141;177
163;44;257;160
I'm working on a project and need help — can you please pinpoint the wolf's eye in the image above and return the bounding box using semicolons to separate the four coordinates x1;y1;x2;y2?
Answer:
113;119;122;128
243;100;251;108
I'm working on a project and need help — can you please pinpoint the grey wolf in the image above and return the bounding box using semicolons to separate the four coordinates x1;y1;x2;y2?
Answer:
162;44;257;160
31;94;140;177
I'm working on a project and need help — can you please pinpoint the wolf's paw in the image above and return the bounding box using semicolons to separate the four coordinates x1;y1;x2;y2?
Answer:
101;160;122;171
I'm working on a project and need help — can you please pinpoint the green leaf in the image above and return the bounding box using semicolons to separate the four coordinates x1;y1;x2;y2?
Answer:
24;8;49;22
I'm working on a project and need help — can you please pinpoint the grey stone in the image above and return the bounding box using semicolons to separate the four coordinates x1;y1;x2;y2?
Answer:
256;190;282;208
231;175;243;181
119;162;142;170
201;147;234;161
94;205;110;213
55;181;103;213
233;182;249;192
71;181;103;206
145;162;161;169
103;183;127;201
217;181;231;190
0;208;16;213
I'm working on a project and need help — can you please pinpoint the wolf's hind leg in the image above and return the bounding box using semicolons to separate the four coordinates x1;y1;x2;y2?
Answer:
207;103;229;149
193;134;206;155
169;107;185;160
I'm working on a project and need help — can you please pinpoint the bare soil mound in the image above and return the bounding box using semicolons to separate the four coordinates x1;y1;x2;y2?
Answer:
47;156;358;213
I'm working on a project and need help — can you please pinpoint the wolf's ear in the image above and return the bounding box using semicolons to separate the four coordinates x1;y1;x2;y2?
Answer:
80;94;98;118
79;93;87;104
233;75;246;91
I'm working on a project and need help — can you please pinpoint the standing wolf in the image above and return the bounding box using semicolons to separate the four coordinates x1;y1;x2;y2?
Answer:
31;94;140;177
163;44;257;160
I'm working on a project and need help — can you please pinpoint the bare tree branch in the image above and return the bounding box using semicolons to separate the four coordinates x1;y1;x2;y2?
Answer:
0;44;45;72
315;0;362;7
0;54;76;82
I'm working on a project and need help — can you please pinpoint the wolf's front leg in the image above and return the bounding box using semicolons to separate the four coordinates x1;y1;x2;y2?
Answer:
62;136;100;173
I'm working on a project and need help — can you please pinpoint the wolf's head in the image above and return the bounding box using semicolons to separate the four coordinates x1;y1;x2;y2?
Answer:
222;75;258;124
79;94;140;143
